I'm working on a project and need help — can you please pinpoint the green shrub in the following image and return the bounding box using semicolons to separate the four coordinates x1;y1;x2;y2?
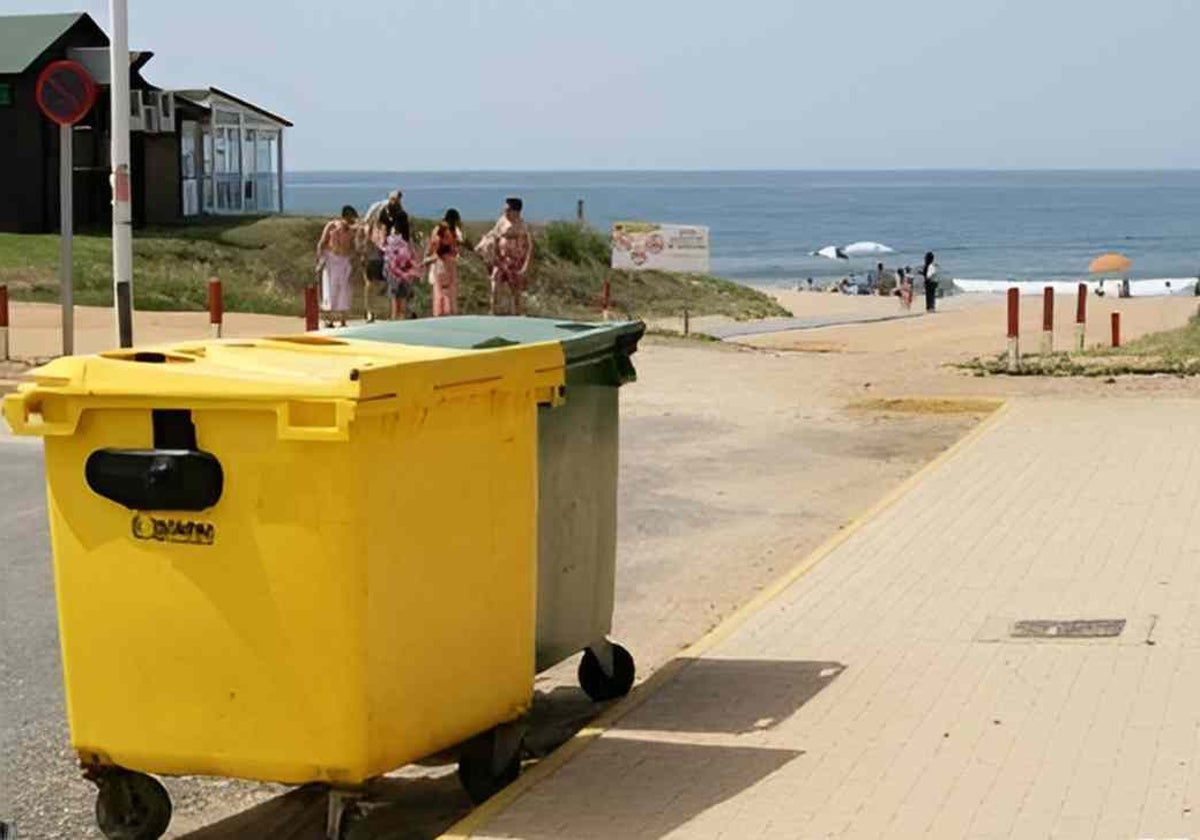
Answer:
540;222;610;266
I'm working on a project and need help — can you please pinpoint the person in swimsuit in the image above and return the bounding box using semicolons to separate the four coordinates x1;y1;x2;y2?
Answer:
897;267;914;309
425;208;463;317
359;206;386;322
477;197;533;315
316;205;358;327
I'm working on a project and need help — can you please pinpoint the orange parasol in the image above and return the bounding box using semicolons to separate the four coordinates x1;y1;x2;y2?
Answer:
1088;253;1132;274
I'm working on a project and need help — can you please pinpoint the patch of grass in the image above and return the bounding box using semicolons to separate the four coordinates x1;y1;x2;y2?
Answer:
959;353;1200;377
1090;307;1200;362
541;221;611;265
0;216;789;323
959;307;1200;377
849;397;1003;415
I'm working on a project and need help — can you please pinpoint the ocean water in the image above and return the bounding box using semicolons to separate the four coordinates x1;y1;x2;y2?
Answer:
285;170;1200;287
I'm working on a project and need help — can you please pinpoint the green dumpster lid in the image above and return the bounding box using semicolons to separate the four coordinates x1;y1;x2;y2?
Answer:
337;317;645;386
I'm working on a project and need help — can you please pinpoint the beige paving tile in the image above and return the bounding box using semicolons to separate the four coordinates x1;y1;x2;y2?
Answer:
471;399;1200;840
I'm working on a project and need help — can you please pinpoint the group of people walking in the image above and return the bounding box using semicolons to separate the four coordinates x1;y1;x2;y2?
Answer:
315;192;534;327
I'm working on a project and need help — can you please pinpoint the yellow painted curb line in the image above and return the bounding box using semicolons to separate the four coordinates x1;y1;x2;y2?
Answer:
438;399;1013;840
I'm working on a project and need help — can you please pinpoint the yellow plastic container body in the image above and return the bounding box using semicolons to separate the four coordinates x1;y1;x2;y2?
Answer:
3;336;565;785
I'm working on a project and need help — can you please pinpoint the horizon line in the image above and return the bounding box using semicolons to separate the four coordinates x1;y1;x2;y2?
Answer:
288;166;1200;175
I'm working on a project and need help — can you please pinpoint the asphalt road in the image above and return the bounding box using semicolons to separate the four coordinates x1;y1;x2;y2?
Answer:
0;437;103;838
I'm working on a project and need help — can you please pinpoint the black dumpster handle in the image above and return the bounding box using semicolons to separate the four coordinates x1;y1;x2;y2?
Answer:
84;410;223;512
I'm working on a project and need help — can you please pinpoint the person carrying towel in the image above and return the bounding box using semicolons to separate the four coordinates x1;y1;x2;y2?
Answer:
316;205;358;327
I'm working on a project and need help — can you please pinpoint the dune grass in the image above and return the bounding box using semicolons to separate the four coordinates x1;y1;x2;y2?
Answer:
0;216;789;323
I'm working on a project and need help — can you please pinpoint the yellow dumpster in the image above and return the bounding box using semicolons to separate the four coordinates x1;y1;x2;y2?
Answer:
3;335;565;839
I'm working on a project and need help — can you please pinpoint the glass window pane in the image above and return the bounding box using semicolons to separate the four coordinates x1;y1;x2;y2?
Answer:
256;132;273;173
243;129;256;176
181;122;197;178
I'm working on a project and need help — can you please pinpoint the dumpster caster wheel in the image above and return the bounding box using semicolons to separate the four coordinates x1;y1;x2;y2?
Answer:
457;724;524;805
94;770;172;840
578;643;635;702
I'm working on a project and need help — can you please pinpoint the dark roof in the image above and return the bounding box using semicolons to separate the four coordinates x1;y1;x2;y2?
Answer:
0;12;99;75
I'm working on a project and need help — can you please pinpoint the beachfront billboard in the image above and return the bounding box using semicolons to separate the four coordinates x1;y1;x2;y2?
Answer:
611;222;710;274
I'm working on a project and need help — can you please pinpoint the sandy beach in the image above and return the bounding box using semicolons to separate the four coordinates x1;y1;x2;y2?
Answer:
3;292;1197;838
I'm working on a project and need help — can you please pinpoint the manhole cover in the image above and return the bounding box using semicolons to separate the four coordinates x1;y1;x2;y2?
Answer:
1010;619;1126;639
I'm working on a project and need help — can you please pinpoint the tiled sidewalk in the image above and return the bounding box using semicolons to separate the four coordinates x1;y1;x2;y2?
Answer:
466;399;1200;840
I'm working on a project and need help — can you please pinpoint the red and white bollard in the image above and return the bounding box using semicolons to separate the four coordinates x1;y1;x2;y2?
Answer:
1075;282;1087;352
1007;287;1020;372
207;278;223;339
1111;312;1121;348
304;285;320;332
1041;286;1054;355
0;284;9;361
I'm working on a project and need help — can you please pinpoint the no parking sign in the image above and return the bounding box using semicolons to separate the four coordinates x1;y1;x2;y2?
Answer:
35;60;97;126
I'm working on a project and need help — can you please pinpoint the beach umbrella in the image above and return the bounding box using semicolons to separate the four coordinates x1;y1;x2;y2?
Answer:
812;245;848;260
1088;252;1132;274
842;241;895;257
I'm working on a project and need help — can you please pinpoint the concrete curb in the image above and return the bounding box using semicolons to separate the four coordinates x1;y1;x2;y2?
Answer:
437;399;1014;839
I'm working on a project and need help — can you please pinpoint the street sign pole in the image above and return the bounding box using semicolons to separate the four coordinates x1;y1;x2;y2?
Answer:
60;123;74;356
109;0;134;347
36;60;95;357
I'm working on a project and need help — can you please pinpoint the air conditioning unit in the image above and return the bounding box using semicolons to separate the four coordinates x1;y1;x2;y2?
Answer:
128;90;145;131
158;92;175;132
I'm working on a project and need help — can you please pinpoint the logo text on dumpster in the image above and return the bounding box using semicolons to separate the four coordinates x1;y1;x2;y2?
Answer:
131;514;215;546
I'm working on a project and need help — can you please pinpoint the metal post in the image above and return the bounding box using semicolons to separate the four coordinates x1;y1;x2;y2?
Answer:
109;0;134;347
1041;286;1053;355
1111;312;1121;348
1006;287;1020;372
59;123;75;356
0;285;9;361
1075;282;1087;352
304;285;319;331
207;278;223;338
683;308;690;337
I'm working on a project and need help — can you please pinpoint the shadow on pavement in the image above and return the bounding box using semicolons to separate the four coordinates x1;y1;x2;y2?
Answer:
479;659;846;838
483;739;803;840
625;658;846;734
177;660;843;838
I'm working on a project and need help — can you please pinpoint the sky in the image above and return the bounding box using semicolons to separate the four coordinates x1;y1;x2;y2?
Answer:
8;0;1199;171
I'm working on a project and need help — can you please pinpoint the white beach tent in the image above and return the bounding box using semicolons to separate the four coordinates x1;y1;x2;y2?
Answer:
842;241;896;257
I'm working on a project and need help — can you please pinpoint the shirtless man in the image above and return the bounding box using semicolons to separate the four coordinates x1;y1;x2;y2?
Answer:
316;205;357;327
477;197;533;315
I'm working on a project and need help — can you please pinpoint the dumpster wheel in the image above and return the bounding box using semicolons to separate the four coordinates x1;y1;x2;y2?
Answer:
93;769;172;840
456;722;524;805
578;643;636;702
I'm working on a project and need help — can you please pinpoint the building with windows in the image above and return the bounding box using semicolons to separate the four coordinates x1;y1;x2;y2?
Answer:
174;88;290;217
0;11;291;233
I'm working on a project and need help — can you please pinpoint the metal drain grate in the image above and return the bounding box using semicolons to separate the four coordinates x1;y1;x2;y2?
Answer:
1010;619;1126;639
